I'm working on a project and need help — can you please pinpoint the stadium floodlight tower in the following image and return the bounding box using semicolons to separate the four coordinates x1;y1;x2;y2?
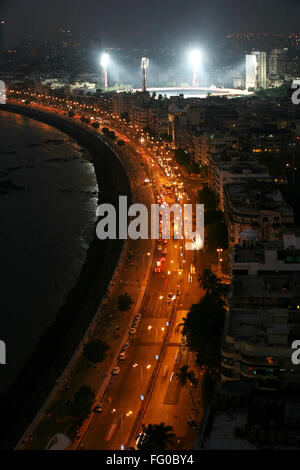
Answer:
189;49;201;87
141;57;149;92
101;53;109;88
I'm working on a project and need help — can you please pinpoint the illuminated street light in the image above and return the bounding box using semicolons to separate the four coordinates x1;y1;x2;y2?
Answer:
148;325;158;342
101;53;109;88
189;49;201;87
217;248;223;275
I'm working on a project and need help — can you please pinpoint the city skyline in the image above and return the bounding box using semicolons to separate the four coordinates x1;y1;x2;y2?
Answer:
2;0;300;48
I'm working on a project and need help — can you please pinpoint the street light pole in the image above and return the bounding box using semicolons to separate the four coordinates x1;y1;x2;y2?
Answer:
142;252;151;280
217;248;223;275
101;53;109;89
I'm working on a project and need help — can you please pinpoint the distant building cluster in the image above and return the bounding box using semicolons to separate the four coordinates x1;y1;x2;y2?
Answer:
246;48;300;90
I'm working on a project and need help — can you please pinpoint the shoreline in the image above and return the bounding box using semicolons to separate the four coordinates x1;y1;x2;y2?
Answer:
0;103;131;449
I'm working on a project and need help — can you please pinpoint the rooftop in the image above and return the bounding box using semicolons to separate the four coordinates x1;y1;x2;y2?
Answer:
225;181;293;214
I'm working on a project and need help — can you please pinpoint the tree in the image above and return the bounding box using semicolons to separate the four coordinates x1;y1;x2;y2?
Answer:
175;365;198;407
198;269;228;298
174;148;190;166
71;385;95;423
83;339;109;363
198;186;218;212
138;423;175;451
117;293;133;311
204;209;224;225
182;294;226;369
206;220;228;251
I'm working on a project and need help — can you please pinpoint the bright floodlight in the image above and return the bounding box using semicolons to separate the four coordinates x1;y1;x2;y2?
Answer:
189;49;201;87
189;49;201;66
141;57;149;70
101;53;109;88
101;53;109;67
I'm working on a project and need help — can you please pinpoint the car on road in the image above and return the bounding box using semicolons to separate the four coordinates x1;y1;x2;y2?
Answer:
129;327;137;335
136;431;147;449
119;351;127;360
93;403;103;413
121;343;129;351
154;260;161;273
112;366;120;375
157;244;162;252
187;419;200;430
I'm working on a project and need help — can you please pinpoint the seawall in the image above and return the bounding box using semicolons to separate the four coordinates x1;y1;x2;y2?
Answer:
0;103;131;449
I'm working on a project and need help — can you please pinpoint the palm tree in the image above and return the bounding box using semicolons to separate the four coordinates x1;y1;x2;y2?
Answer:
175;365;198;407
138;423;175;451
199;269;227;298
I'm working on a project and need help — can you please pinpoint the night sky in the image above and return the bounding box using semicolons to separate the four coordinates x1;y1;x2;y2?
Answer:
1;0;300;47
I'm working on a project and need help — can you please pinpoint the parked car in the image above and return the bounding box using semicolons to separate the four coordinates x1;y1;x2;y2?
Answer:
129;328;137;335
112;366;120;375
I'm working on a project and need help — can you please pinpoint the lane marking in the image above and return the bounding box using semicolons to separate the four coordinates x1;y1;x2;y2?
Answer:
104;423;117;442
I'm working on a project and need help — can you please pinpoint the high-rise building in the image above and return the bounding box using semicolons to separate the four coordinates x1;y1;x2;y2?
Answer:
246;54;257;90
254;51;267;88
221;231;300;389
246;51;267;89
269;49;286;77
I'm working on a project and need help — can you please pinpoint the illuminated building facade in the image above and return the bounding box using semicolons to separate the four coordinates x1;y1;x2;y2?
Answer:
246;51;267;89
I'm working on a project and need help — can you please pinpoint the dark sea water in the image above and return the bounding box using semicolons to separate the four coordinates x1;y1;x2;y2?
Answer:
0;110;98;395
